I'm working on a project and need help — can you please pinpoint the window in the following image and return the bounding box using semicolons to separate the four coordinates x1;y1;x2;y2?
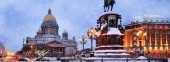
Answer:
152;40;155;47
157;39;160;46
162;31;164;35
157;31;159;34
168;31;170;34
56;48;59;52
60;48;62;52
162;39;166;45
165;26;168;28
168;35;170;47
151;31;154;34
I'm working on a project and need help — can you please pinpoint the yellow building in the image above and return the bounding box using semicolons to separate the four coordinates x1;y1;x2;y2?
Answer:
124;18;170;58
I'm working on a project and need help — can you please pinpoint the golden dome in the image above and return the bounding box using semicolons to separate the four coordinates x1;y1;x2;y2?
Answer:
43;8;56;21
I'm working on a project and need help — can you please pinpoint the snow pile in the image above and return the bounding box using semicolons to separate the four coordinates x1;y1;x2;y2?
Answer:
137;56;147;59
94;50;127;53
95;45;124;49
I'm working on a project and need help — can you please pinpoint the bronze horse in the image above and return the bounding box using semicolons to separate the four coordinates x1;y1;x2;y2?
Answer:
104;0;116;12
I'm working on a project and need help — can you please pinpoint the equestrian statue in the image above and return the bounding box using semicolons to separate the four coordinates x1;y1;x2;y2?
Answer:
104;0;116;12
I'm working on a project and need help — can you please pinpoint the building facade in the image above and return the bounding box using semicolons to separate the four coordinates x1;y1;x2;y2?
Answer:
22;8;77;57
0;42;5;57
124;17;170;58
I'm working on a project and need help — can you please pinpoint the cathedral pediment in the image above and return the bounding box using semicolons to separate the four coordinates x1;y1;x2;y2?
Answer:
47;40;66;47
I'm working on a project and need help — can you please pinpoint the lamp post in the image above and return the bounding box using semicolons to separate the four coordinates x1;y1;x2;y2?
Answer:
87;28;99;51
30;45;33;59
79;36;87;50
29;44;35;60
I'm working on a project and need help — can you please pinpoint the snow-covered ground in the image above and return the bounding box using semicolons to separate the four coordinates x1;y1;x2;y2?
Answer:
16;57;166;62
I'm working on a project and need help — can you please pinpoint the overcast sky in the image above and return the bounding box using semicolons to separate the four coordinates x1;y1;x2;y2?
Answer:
0;0;170;52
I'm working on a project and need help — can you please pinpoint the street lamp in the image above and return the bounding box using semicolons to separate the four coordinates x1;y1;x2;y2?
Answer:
79;36;87;50
6;51;14;57
29;44;35;59
87;28;99;51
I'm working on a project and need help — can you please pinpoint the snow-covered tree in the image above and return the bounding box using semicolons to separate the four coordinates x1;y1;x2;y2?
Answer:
35;50;49;58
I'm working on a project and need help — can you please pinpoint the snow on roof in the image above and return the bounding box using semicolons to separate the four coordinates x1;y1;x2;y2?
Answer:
94;50;127;53
137;56;147;59
102;28;123;35
98;12;119;18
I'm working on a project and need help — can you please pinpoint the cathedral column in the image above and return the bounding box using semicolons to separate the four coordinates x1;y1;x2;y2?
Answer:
63;47;65;57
